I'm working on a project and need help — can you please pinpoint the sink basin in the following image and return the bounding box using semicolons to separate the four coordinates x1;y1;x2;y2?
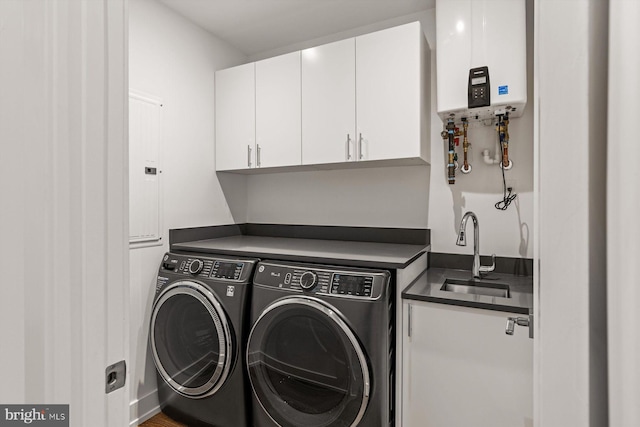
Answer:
440;278;511;298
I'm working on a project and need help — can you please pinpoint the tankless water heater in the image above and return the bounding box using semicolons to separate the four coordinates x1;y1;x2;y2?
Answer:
436;0;527;123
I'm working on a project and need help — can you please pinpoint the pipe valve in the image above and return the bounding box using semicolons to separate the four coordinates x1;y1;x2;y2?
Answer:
505;314;534;339
445;119;457;184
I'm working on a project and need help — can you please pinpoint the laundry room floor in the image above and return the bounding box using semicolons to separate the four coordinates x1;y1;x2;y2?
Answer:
139;412;185;427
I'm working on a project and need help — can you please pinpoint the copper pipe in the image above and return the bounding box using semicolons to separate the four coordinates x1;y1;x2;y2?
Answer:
502;116;510;168
462;119;470;172
496;114;512;169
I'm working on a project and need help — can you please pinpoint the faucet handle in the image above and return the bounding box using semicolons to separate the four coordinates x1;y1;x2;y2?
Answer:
479;253;496;274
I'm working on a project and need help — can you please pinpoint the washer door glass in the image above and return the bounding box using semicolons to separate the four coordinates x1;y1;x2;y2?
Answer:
247;297;369;427
151;281;232;398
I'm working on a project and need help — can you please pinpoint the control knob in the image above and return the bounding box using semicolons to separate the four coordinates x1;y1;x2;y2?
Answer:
188;259;203;275
299;271;317;290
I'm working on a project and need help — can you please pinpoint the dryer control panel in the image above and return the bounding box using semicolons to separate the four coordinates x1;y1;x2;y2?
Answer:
159;252;255;284
253;261;390;300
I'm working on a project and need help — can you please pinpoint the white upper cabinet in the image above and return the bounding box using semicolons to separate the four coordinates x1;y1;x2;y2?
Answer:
215;62;256;171
215;21;429;172
255;51;302;168
301;39;357;165
356;21;428;162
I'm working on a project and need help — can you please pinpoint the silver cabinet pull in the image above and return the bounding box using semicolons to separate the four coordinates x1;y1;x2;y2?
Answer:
346;134;352;161
247;145;252;167
256;144;261;167
407;304;412;337
358;133;364;160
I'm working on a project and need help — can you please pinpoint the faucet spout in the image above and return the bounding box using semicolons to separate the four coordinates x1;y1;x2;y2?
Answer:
456;211;481;278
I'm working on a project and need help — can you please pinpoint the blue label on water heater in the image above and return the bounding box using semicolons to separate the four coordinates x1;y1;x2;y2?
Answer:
498;85;509;95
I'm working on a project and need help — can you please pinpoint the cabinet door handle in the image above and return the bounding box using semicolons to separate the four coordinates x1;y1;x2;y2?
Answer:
247;145;252;168
407;304;412;337
257;144;261;167
346;134;352;161
358;133;364;160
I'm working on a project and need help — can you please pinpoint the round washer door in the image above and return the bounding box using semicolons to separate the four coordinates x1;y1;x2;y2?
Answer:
247;296;370;427
150;280;233;398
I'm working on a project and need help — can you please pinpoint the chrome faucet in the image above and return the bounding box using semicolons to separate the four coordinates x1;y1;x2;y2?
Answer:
456;211;495;278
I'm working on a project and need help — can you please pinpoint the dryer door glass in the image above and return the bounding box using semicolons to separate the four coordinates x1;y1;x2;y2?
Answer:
247;297;369;427
151;282;232;397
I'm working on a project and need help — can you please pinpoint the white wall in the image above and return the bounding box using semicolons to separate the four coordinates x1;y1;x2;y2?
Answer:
249;10;435;62
246;166;430;227
244;11;433;230
128;0;247;424
245;8;534;259
535;0;608;426
428;0;534;258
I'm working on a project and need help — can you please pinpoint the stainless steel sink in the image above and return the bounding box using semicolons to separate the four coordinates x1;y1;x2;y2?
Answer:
440;278;511;298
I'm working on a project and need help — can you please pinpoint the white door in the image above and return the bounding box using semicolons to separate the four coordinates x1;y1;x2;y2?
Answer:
535;1;609;426
215;63;256;171
356;22;423;161
255;51;302;168
0;1;129;426
607;1;640;426
301;39;356;165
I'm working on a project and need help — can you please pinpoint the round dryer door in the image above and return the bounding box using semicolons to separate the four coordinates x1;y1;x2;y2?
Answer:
151;281;233;398
247;296;370;427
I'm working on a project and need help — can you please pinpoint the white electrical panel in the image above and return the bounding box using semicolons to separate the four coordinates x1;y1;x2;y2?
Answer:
129;92;162;244
436;0;527;123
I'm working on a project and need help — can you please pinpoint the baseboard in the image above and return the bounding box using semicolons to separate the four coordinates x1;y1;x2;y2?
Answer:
130;389;160;427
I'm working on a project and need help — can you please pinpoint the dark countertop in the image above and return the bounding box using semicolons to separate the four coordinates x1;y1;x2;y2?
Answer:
402;267;533;314
172;235;429;269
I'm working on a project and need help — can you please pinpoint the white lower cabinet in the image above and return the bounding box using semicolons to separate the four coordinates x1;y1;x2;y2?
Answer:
402;301;533;427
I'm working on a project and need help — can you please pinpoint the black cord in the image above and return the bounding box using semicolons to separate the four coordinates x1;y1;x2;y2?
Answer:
495;127;517;211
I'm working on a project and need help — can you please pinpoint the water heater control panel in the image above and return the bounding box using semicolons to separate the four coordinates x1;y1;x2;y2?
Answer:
468;66;490;108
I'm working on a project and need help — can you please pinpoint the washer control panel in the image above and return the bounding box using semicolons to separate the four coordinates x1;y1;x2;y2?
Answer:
160;253;253;283
331;273;374;297
254;261;390;300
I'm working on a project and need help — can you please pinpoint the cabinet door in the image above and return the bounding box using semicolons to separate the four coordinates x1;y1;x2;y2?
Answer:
403;301;533;427
356;22;423;161
215;62;255;171
255;51;301;168
301;39;356;165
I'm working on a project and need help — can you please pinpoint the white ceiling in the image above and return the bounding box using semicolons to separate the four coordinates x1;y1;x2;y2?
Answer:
158;0;435;56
